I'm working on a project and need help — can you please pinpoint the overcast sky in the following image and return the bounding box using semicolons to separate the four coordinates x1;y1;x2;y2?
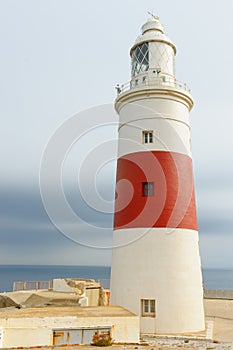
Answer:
1;0;233;267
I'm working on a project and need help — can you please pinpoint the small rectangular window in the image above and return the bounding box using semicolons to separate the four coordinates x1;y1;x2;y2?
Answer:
144;299;149;313
150;299;155;313
143;130;153;144
141;299;156;317
149;132;153;143
142;182;154;196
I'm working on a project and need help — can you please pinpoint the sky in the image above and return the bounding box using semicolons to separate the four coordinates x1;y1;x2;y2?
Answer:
0;0;233;267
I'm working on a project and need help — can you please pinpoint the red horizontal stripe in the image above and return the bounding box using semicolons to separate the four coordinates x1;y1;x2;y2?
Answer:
114;151;198;230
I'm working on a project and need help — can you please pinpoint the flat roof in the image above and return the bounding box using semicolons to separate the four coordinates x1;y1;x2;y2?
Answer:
0;305;136;319
2;290;81;305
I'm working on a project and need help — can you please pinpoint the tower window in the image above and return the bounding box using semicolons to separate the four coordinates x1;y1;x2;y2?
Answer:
142;182;154;196
141;299;156;317
143;130;153;144
131;42;149;77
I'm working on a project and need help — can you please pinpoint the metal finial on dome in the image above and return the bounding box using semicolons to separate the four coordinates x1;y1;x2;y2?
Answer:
147;11;159;21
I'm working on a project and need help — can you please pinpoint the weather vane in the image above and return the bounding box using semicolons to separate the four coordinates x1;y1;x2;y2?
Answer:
147;11;159;21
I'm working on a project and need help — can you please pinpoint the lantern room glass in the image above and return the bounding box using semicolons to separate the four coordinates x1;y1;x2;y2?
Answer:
131;42;149;77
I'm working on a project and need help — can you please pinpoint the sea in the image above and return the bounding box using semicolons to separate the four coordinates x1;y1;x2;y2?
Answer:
0;265;233;292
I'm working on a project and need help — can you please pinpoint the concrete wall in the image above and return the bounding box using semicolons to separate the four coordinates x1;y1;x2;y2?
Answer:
2;328;50;348
86;288;100;306
204;290;233;300
53;279;74;293
0;314;139;347
53;279;101;306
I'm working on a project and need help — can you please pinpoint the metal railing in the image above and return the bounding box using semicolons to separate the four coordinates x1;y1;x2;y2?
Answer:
116;75;190;95
13;280;53;292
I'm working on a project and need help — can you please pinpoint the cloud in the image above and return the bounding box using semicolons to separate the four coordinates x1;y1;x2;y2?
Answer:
0;186;113;264
198;213;233;235
200;233;233;268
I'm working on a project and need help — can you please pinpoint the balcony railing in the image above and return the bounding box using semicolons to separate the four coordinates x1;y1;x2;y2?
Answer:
116;74;190;95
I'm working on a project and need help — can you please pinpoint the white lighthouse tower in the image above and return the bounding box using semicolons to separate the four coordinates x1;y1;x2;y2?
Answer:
110;15;205;334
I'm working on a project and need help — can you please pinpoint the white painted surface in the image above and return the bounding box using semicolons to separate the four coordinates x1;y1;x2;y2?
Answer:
149;42;175;77
0;312;139;347
3;327;50;348
130;17;176;90
53;279;100;306
116;94;193;158
110;228;205;334
79;296;88;306
0;329;3;348
111;15;205;334
53;279;74;293
117;94;191;124
131;19;176;55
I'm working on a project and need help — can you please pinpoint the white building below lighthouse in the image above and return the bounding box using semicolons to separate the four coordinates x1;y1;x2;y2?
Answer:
110;14;205;334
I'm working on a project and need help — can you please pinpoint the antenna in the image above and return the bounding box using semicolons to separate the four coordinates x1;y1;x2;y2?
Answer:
147;11;159;21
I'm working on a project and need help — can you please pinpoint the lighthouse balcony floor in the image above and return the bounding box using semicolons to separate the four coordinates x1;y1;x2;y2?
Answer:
116;74;190;96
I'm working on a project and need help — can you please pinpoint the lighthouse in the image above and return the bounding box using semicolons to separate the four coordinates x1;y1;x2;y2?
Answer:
110;15;205;334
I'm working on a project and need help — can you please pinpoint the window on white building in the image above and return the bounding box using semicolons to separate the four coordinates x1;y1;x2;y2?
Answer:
143;130;153;144
141;299;156;317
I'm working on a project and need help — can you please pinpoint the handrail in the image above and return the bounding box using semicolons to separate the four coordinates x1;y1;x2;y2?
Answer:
13;280;53;291
116;75;190;95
